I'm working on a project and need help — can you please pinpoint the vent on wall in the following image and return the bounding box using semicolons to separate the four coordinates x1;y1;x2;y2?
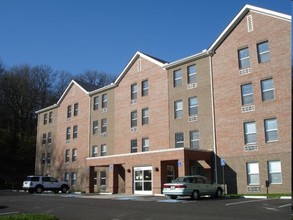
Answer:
247;15;254;32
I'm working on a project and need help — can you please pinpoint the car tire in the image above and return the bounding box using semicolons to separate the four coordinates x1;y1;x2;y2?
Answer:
61;185;69;193
35;185;43;194
192;190;199;200
170;195;177;200
216;188;223;198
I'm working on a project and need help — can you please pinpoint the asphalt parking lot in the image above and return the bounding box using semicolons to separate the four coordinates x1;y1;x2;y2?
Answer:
0;191;291;220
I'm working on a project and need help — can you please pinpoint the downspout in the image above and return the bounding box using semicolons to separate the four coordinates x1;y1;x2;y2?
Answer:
208;50;218;184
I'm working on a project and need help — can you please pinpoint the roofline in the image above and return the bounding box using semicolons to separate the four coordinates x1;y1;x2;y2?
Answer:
208;4;291;52
35;103;59;114
163;50;210;69
114;51;168;85
88;83;117;96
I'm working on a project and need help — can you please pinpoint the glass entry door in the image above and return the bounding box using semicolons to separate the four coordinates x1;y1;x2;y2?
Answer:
133;166;152;195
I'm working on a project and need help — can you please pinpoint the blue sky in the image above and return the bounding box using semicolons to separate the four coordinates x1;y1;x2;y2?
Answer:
0;0;291;77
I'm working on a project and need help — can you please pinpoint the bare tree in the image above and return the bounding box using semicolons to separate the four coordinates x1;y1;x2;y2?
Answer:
74;70;115;88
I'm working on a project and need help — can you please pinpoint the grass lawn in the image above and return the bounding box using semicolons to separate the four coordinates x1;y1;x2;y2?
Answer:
0;214;58;220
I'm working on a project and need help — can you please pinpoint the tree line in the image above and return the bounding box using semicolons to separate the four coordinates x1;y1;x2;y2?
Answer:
0;60;116;189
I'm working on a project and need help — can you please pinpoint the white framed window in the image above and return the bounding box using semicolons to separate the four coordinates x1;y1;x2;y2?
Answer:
241;83;254;105
244;122;257;144
264;118;278;142
66;127;71;140
65;149;70;163
175;132;184;148
41;153;46;165
47;153;51;165
49;112;53;123
238;47;250;69
188;97;198;116
93;171;98;186
67;105;72;118
93;120;98;135
71;172;77;186
100;170;106;186
64;173;70;182
187;65;197;84
142;108;149;125
261;78;275;101
131;84;138;101
42;133;47;144
257;41;270;63
131;139;137;153
247;162;259;185
142;80;148;96
102;94;108;109
73;103;78;116
48;132;52;144
92;145;98;157
142;138;149;152
174;100;183;119
43;113;47;125
101;144;107;156
173;69;182;87
131;111;137;128
101;118;107;134
268;161;282;184
93;96;99;110
73;125;78;139
72;148;77;162
190;130;199;149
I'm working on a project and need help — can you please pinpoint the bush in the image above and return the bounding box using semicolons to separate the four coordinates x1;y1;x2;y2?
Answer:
0;213;58;220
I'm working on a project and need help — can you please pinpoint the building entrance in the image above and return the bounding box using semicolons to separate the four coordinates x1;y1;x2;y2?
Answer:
133;166;152;195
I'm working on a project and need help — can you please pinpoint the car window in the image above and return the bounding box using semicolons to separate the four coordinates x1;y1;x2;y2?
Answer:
191;177;197;183
31;177;39;182
42;177;51;182
196;177;204;184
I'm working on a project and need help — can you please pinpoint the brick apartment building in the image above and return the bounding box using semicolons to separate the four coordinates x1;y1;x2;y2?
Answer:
35;5;291;194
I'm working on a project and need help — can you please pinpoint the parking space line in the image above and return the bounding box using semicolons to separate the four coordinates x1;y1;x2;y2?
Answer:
225;198;276;206
278;203;291;209
0;212;20;216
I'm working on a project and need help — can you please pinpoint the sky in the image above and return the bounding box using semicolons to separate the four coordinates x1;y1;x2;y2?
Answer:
0;0;291;77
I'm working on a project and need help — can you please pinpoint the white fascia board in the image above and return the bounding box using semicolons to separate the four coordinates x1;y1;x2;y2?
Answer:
88;83;116;96
163;50;209;70
35;103;58;114
208;4;291;52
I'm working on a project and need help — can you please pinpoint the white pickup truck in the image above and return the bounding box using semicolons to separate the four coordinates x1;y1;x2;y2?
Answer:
163;175;223;200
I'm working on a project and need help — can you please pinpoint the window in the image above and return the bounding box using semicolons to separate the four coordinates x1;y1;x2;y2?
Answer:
67;105;72;118
188;97;198;116
92;145;98;157
166;165;175;183
72;149;77;162
131;139;137;153
48;132;52;144
142;138;149;152
142;80;148;96
65;149;70;163
131;111;137;128
247;162;259;185
241;83;254;105
73;125;78;139
71;172;77;186
261;78;275;101
142;108;149;125
74;103;78;116
101;144;107;156
131;84;138;101
102;94;108;109
268;161;282;184
173;70;182;87
238;47;250;69
49;112;53;123
175;132;184;148
93;172;98;186
190;130;199;149
64;173;69;182
66;127;71;140
101;118;107;134
47;153;51;165
174;100;183;119
244;122;256;144
264;118;278;142
257;41;270;63
41;153;46;165
43;113;47;125
187;65;197;84
42;133;46;144
93;120;98;135
93;96;99;110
